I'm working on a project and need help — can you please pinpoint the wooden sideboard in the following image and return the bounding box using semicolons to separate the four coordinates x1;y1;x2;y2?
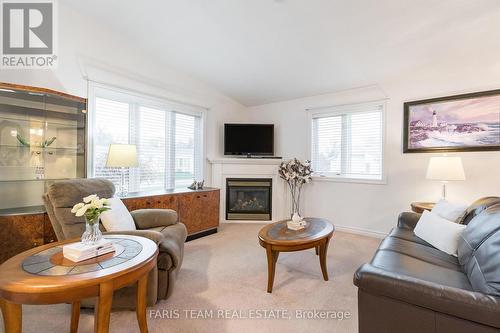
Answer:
121;188;220;237
0;209;58;265
0;188;220;264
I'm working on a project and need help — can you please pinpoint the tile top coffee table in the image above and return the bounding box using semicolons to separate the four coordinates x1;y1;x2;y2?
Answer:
258;217;334;293
0;235;158;333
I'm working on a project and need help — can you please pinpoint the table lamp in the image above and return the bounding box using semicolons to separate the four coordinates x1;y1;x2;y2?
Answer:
106;144;138;196
426;156;465;200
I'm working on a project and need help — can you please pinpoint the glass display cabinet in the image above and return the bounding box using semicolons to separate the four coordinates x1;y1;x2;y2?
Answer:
0;83;87;213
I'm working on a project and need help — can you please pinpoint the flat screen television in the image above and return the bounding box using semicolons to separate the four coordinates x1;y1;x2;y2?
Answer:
224;123;274;156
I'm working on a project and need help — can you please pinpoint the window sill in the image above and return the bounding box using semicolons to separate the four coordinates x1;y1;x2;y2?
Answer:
311;175;387;185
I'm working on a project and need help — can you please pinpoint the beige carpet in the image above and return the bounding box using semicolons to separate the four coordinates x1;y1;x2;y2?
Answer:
1;223;381;333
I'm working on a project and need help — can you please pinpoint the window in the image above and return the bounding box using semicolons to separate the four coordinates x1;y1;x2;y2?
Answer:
310;102;384;181
90;85;204;191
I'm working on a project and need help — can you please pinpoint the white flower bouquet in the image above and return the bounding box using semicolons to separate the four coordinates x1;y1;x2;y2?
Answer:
71;194;111;245
71;194;111;224
278;158;313;226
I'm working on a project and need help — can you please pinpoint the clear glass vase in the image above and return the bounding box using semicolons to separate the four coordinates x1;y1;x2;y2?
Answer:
290;187;302;221
81;215;102;245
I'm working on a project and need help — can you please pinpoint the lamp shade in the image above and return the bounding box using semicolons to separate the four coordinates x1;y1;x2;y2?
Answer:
106;144;138;167
426;156;465;181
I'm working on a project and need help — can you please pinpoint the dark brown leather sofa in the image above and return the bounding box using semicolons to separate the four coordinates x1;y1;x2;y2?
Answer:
354;197;500;333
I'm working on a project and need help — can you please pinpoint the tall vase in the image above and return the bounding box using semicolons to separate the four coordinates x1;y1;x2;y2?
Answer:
81;215;102;245
290;184;303;222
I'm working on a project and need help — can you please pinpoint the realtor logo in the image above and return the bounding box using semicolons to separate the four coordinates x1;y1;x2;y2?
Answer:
1;0;57;68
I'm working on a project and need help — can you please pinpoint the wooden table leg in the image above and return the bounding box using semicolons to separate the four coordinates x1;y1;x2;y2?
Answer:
94;281;113;333
318;237;331;281
0;298;22;333
136;273;149;333
71;301;80;333
265;246;279;293
315;246;319;255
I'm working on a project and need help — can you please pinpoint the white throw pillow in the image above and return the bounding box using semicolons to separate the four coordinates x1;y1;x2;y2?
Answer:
100;197;136;231
414;211;466;256
431;199;467;222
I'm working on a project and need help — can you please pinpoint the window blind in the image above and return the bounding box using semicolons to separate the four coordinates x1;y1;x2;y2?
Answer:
137;106;166;190
311;103;384;180
91;87;204;192
174;112;201;188
93;97;130;186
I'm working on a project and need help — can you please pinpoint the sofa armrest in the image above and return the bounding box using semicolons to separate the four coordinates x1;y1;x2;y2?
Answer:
397;212;421;230
130;209;178;230
104;229;164;245
354;263;500;328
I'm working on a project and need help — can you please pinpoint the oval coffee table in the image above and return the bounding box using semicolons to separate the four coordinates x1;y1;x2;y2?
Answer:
0;234;158;333
258;217;334;293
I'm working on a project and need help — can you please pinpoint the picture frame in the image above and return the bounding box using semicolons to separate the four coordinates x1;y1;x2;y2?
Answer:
403;89;500;153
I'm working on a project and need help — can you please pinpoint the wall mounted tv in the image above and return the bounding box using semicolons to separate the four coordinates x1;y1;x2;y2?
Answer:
224;123;274;156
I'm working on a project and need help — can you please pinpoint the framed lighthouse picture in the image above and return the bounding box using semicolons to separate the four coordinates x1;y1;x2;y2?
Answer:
403;89;500;153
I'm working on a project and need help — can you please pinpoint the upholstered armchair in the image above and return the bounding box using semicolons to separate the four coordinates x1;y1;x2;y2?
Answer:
43;178;187;309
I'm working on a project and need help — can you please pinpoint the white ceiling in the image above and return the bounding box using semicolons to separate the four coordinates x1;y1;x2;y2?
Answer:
66;0;500;106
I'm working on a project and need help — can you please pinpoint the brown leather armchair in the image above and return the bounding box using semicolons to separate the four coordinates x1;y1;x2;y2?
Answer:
43;178;187;309
354;197;500;333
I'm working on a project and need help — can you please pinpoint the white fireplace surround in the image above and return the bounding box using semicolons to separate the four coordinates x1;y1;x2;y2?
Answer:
208;157;289;223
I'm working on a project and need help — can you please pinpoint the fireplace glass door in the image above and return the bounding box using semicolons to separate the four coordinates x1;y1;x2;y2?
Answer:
226;178;272;220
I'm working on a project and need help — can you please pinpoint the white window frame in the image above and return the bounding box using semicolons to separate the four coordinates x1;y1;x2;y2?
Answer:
87;81;207;189
307;100;387;185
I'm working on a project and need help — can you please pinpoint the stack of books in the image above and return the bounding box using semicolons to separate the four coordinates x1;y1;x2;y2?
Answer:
63;239;115;262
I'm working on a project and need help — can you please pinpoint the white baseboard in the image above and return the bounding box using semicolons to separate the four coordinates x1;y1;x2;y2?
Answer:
334;224;387;239
221;220;272;224
221;219;388;239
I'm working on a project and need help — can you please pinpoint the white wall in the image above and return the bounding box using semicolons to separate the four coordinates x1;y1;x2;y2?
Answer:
0;3;247;208
2;2;500;231
248;77;500;235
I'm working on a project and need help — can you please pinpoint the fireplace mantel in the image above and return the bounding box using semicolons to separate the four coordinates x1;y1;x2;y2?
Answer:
207;157;283;165
208;157;288;223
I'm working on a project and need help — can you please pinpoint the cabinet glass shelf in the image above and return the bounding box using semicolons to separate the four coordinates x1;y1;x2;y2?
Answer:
0;145;83;152
0;83;87;210
0;178;72;183
0;115;84;128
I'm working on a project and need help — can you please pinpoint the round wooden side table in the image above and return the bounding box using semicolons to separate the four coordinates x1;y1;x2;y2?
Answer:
258;217;334;293
0;235;158;333
410;202;435;214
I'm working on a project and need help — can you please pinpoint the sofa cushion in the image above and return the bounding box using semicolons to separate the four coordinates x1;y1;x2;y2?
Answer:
414;211;466;256
377;236;463;272
100;198;136;231
370;249;471;290
458;196;500;225
388;227;431;246
458;203;500;296
354;264;500;329
431;199;467;222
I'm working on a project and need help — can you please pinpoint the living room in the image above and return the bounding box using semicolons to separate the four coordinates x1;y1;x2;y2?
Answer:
1;1;500;332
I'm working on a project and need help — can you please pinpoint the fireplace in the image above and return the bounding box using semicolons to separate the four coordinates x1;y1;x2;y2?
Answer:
226;178;272;220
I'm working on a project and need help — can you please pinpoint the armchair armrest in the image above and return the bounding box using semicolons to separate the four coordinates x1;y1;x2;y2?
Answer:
130;209;178;230
104;229;164;245
354;264;500;328
158;223;187;269
397;212;421;230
